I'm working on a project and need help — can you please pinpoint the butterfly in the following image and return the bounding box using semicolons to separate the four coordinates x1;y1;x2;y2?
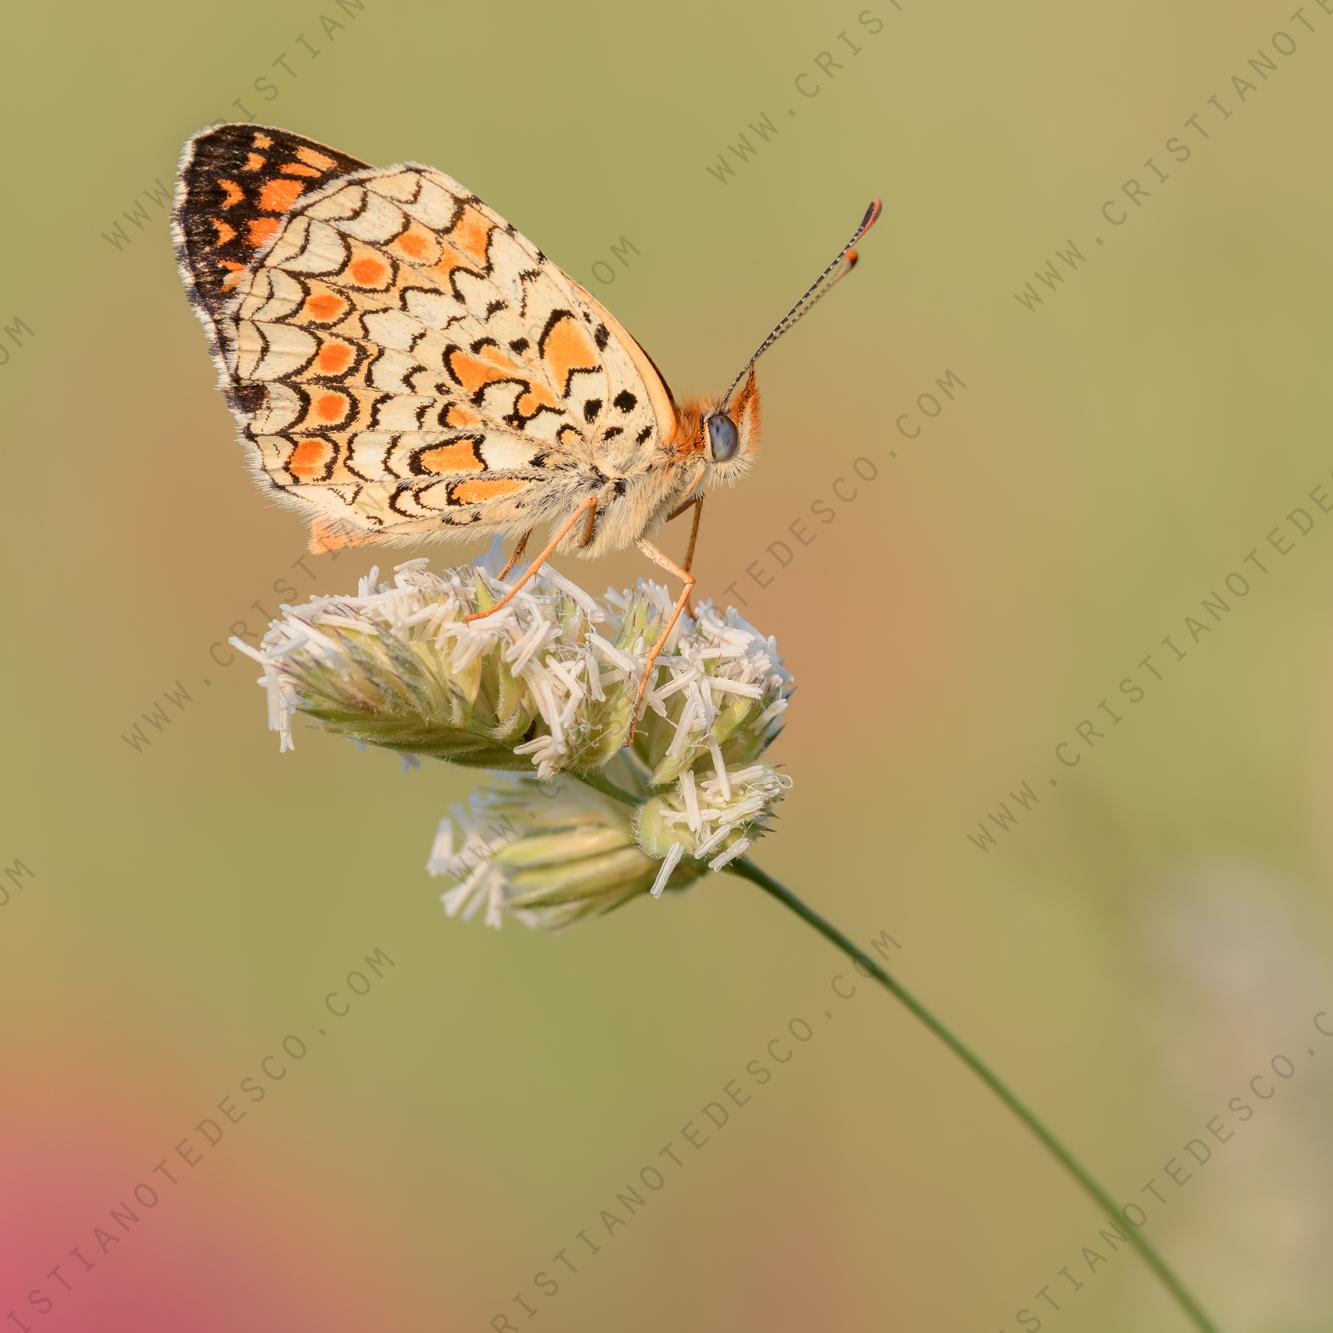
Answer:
173;124;879;734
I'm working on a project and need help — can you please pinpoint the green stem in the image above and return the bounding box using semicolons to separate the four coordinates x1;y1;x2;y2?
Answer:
576;768;643;808
725;855;1222;1333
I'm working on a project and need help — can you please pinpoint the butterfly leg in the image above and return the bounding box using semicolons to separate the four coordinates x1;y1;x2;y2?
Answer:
681;496;704;574
497;530;532;581
625;538;696;745
465;496;598;623
664;495;704;618
664;463;706;617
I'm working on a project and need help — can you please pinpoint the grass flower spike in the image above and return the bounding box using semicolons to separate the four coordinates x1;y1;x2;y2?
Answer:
234;549;791;784
427;774;705;930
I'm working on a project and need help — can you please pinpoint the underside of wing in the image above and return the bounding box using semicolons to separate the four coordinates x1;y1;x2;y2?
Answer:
183;138;681;550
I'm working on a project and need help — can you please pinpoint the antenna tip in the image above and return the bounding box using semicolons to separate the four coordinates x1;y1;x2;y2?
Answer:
863;198;884;231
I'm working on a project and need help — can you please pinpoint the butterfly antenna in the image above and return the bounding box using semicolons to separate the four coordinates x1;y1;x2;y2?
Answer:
721;198;882;408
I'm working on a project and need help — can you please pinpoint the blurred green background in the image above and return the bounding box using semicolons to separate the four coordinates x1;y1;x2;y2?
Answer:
3;0;1332;1328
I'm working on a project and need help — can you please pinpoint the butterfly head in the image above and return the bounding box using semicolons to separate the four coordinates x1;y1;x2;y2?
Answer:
704;366;762;482
671;367;762;487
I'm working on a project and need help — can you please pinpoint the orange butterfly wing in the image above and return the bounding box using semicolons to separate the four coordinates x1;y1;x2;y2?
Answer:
177;127;681;552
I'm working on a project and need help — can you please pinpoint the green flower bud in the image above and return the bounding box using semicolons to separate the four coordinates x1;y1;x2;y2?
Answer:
428;775;704;930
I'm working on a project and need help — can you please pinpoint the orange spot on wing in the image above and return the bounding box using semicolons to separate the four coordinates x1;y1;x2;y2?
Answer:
396;230;428;258
281;163;322;178
314;392;348;422
416;439;484;473
430;250;468;283
247;216;279;248
243;153;266;172
210;218;237;246
446;352;491;397
450;207;494;264
260;177;305;213
289;438;333;479
316;342;354;374
451;478;527;504
542;315;598;394
349;256;388;285
516;383;558;418
296;146;338;171
218;179;244;208
304;292;346;321
448;346;522;398
253;132;274;149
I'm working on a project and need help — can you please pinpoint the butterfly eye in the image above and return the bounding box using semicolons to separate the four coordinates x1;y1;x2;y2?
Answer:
707;413;739;463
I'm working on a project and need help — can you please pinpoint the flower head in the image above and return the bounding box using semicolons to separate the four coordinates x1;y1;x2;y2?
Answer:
236;549;791;781
238;549;795;928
